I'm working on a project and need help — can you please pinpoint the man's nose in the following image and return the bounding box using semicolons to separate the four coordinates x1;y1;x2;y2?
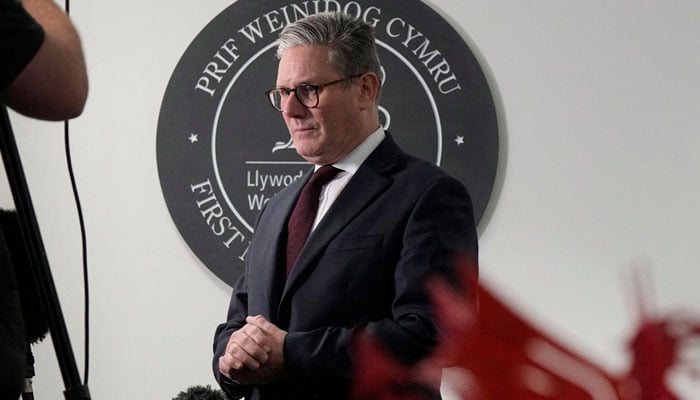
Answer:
282;92;306;117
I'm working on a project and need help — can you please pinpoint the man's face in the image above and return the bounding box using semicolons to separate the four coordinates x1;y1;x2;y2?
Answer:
276;45;362;165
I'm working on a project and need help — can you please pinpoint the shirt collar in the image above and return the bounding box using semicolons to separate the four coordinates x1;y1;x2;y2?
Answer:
327;127;385;174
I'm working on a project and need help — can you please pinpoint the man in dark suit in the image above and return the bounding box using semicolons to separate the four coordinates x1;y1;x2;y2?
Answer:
213;11;478;400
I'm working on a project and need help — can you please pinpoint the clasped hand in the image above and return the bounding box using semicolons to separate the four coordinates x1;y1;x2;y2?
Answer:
219;315;288;385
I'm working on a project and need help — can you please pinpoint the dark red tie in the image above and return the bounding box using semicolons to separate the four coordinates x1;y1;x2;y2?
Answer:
286;165;340;273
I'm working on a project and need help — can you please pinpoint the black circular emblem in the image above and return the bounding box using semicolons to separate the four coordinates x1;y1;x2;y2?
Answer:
157;0;499;286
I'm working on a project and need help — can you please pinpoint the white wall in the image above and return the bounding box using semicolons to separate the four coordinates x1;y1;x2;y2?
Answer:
3;1;699;398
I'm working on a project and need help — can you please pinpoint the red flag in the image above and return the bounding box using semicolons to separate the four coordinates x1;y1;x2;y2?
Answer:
352;258;700;400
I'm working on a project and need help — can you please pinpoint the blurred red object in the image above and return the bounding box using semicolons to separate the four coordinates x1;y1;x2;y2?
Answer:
353;257;700;400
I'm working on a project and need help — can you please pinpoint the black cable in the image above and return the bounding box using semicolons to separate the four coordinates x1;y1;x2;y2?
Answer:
63;0;90;385
64;120;89;385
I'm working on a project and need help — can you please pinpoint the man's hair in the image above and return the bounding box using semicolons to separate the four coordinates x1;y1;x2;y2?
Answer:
276;12;382;92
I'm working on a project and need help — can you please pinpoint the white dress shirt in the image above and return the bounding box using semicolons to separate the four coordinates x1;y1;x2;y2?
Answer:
311;127;385;230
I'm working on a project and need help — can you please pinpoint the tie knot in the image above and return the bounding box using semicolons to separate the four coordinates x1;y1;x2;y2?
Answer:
308;165;340;188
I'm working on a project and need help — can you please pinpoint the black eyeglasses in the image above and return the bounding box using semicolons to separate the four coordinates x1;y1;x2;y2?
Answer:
265;74;363;111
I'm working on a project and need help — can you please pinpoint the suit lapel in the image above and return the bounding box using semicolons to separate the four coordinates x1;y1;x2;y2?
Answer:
282;135;401;295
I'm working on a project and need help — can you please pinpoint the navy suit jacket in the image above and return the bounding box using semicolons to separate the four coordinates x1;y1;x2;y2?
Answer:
213;134;478;400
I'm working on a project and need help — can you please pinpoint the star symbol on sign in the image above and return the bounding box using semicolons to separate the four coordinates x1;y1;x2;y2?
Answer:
188;133;198;144
454;135;465;145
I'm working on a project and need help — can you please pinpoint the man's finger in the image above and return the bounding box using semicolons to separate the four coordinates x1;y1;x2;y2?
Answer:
246;315;277;334
225;329;270;367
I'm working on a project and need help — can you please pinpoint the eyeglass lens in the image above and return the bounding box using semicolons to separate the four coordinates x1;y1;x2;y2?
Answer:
269;85;318;110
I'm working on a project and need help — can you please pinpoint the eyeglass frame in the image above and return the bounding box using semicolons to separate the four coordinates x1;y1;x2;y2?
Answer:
264;73;364;111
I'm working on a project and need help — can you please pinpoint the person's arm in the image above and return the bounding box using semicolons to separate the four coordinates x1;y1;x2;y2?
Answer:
3;0;88;120
213;275;255;399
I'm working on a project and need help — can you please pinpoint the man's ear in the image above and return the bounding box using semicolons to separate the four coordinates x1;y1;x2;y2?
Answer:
357;72;381;109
